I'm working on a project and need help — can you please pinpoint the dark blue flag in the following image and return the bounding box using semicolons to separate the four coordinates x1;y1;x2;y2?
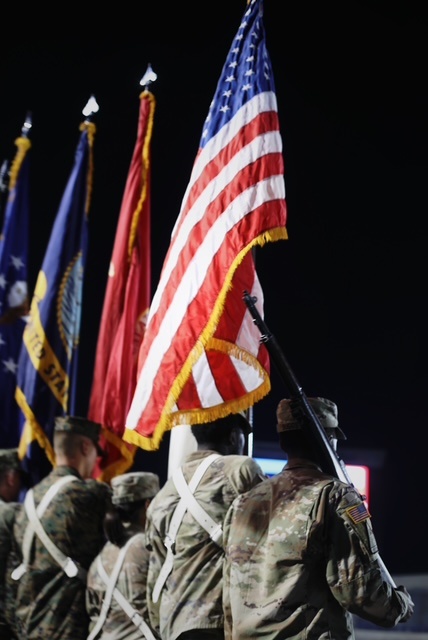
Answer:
0;136;31;448
15;121;96;483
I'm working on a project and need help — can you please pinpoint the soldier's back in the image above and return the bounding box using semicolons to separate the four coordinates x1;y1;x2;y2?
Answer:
12;467;112;639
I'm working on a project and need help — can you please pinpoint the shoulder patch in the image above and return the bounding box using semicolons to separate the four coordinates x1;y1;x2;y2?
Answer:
346;502;371;524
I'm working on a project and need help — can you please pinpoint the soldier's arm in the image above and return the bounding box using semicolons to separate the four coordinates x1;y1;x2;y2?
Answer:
326;484;414;626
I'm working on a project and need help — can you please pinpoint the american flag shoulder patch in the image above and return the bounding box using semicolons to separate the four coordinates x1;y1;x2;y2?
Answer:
346;502;371;524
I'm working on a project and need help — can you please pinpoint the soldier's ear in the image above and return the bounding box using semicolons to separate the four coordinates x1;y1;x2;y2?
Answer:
229;426;239;446
80;436;94;456
229;425;245;449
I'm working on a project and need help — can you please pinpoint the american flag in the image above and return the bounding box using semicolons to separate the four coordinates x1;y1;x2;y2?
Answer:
346;502;371;524
125;0;287;450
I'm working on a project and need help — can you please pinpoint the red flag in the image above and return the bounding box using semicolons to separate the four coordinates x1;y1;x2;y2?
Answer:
88;90;155;480
125;0;287;451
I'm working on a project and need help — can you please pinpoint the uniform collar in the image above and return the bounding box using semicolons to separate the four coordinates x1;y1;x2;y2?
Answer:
285;458;322;472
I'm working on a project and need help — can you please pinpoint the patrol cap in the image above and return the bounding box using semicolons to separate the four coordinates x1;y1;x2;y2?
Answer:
276;397;346;440
0;448;21;473
54;415;104;455
111;472;160;506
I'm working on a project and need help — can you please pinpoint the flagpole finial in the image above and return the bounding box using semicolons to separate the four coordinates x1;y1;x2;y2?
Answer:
21;112;32;138
140;63;157;90
82;95;100;121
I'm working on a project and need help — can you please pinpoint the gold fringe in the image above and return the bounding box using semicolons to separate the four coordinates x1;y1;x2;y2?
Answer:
57;251;82;358
15;387;56;466
123;227;288;451
8;137;31;191
96;427;137;483
128;91;156;260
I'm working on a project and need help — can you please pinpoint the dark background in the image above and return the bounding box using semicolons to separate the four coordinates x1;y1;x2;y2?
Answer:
1;3;427;575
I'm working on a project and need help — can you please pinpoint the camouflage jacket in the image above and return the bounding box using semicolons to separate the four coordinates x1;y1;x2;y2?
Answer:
145;450;266;640
86;526;158;640
0;501;21;639
223;459;413;639
11;465;112;640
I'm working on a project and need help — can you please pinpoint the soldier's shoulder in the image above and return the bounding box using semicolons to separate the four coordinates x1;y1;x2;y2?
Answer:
223;454;263;470
146;479;176;517
223;454;266;479
84;478;111;493
320;477;365;508
0;501;21;531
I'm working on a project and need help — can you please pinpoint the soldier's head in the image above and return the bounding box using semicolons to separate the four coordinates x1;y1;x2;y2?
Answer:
276;397;346;460
53;416;105;478
105;471;161;545
104;471;160;547
0;448;25;502
191;411;252;456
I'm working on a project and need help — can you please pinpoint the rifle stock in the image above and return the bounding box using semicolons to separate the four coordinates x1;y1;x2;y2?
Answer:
243;290;396;587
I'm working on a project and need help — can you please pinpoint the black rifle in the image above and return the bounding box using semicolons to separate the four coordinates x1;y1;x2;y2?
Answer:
243;290;350;482
243;289;396;586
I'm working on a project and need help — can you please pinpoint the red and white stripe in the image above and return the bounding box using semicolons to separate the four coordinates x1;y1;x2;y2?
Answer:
125;92;287;449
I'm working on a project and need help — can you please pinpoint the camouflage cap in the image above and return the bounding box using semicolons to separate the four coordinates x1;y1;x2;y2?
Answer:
276;397;346;440
0;448;21;473
54;415;104;455
111;472;160;506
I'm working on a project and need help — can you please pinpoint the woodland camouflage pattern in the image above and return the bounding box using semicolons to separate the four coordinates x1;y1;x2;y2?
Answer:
145;450;266;640
10;466;112;639
0;501;21;639
223;460;413;639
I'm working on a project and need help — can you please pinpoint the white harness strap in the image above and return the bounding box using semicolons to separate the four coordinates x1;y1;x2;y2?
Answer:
173;464;223;545
11;475;81;581
151;453;220;604
87;535;156;640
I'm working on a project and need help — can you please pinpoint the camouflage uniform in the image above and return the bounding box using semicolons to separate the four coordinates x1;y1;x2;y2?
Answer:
223;463;412;637
0;448;21;478
0;500;21;639
11;465;112;639
145;450;266;640
86;471;160;640
0;447;25;503
86;532;153;640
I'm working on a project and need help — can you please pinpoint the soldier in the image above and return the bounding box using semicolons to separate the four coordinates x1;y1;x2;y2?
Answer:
8;416;112;639
86;471;160;640
145;412;267;640
0;448;26;639
0;447;27;503
222;397;414;639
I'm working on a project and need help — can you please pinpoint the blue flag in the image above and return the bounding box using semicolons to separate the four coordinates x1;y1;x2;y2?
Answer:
15;121;96;483
0;136;31;448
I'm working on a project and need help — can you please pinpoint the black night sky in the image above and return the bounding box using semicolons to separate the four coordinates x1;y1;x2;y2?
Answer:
1;3;427;575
